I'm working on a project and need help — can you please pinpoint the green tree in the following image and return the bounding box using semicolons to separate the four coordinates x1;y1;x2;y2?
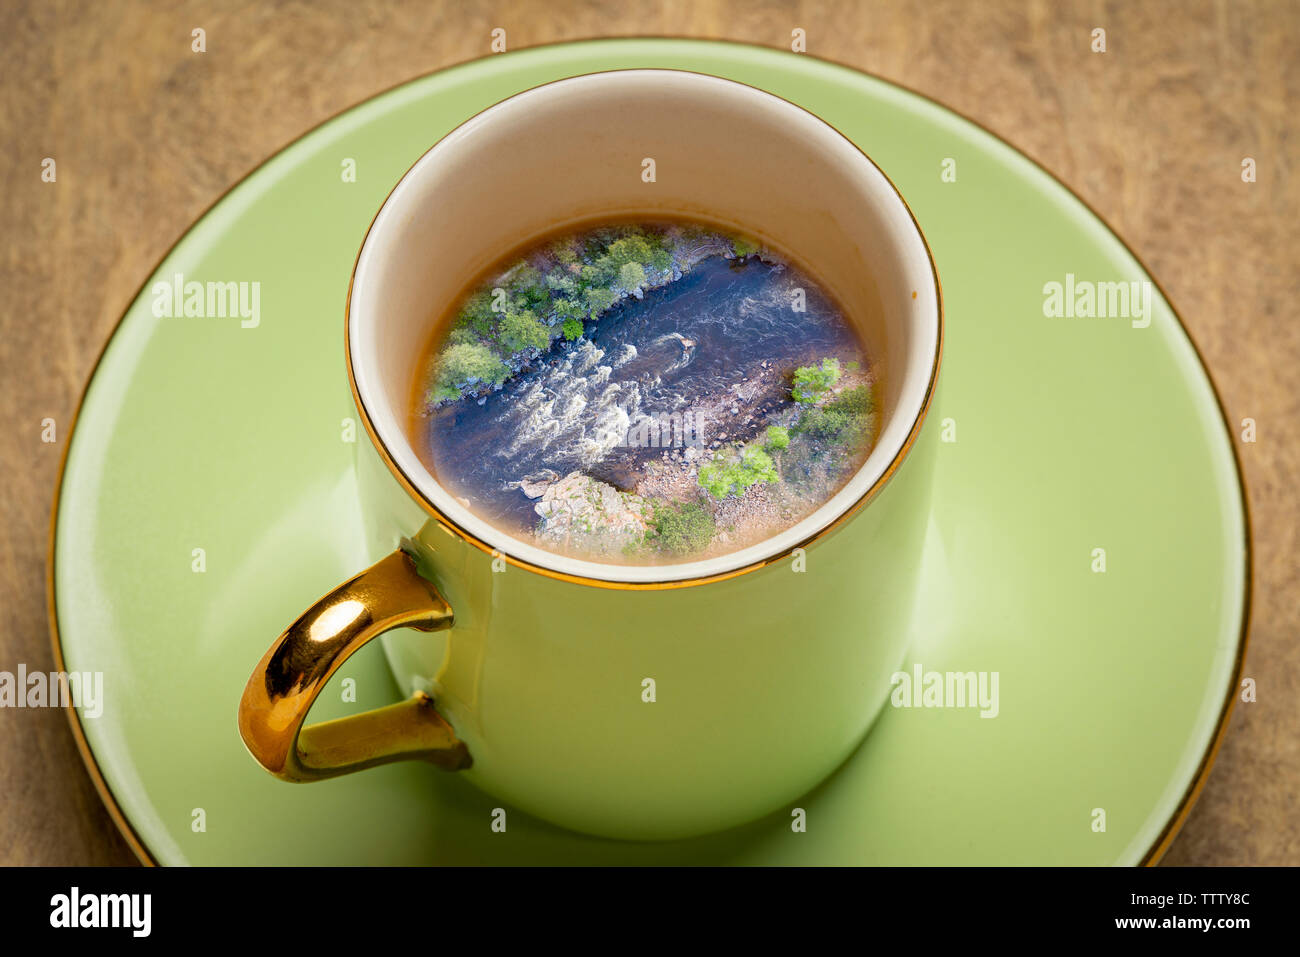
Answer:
583;286;618;316
486;263;544;312
561;317;584;341
458;290;499;336
586;233;663;285
545;271;578;295
792;358;841;403
428;383;462;404
498;308;551;352
554;297;586;321
606;236;654;268
647;241;672;273
550;241;579;264
618;261;646;290
436;342;508;388
446;326;480;346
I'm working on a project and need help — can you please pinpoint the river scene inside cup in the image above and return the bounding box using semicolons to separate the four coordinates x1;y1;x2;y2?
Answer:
408;219;880;565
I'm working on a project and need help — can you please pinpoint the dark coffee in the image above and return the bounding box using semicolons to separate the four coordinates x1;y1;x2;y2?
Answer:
409;219;878;565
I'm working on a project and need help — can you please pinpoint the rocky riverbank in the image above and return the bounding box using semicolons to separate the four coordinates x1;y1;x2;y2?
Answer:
526;357;877;562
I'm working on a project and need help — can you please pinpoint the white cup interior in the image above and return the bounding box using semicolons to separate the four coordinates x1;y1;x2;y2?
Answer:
348;69;940;584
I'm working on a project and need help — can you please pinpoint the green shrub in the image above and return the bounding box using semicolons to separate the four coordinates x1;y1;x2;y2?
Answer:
792;358;841;403
795;406;852;440
764;425;790;451
793;385;873;446
561;317;584;341
647;501;715;555
698;445;779;499
828;385;873;415
731;235;759;258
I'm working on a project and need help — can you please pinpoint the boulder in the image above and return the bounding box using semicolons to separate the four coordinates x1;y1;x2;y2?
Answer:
533;472;652;554
517;469;560;499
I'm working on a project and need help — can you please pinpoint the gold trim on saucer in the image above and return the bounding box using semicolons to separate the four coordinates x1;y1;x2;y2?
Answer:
46;38;1252;867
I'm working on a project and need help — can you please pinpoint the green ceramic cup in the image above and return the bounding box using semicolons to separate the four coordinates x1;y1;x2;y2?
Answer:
238;69;942;840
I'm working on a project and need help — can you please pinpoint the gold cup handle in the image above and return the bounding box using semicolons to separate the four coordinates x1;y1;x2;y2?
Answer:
238;548;471;781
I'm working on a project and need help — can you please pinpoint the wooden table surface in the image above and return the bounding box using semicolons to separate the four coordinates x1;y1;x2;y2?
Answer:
2;0;1295;866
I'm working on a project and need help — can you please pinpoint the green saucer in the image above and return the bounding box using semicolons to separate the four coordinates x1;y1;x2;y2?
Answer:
51;39;1248;865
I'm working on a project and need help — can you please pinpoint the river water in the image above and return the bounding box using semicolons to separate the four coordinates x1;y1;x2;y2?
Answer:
418;255;866;533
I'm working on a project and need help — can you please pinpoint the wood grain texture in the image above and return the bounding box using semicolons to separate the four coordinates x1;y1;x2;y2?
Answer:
1;0;1295;866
